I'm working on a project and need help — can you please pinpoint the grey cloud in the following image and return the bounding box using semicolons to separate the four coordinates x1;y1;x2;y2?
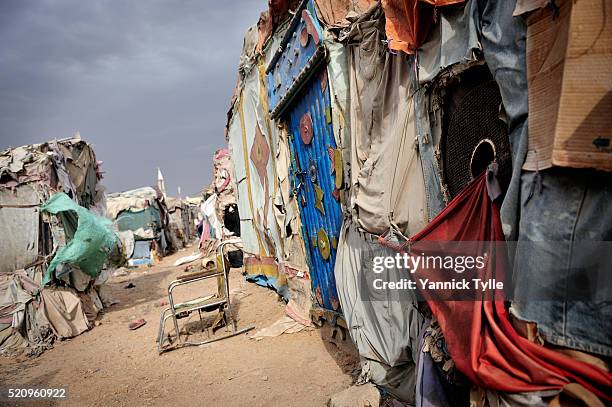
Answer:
0;0;265;196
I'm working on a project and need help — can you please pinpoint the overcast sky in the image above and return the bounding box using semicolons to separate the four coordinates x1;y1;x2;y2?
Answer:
0;0;264;196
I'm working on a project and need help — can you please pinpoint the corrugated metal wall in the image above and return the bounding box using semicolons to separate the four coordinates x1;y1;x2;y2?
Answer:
287;77;342;311
267;0;342;312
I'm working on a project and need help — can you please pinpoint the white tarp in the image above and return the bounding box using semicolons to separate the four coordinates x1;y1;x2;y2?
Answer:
346;7;427;237
0;185;40;274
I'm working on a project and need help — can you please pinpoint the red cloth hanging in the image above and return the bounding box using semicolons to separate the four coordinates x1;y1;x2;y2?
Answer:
383;172;612;399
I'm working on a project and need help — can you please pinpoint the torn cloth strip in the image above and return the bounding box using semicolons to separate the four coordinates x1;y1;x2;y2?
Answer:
382;173;612;399
244;256;288;301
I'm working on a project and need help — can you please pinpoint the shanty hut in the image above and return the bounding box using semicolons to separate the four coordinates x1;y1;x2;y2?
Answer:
106;186;171;266
0;136;117;357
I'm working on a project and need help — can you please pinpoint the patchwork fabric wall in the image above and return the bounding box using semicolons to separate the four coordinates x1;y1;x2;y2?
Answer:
332;5;430;402
227;59;287;296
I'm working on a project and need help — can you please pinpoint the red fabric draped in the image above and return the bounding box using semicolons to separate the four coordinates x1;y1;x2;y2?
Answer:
401;173;611;399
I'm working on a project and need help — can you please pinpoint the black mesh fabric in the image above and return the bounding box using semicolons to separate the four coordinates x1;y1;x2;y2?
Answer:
441;65;512;198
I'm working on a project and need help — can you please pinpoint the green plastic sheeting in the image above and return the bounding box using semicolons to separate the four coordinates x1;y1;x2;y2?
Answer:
116;206;161;237
41;192;118;285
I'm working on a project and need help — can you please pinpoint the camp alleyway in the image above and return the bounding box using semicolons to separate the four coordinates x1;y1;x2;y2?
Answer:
0;250;360;407
1;0;611;407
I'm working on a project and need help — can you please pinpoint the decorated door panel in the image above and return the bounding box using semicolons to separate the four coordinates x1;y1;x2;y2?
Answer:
266;0;342;313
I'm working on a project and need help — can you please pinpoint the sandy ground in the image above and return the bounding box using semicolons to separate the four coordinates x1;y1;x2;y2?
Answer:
0;249;360;407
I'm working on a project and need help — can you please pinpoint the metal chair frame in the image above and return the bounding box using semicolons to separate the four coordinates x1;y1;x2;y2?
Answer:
157;239;253;353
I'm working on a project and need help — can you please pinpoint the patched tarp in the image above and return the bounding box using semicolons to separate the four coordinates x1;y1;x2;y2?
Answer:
227;49;285;293
346;5;427;236
0;270;52;356
324;33;351;206
212;148;237;238
408;0;483;221
332;7;431;400
0;185;40;274
41;287;90;339
416;0;480;83
106;187;159;220
256;0;299;53
380;0;433;55
116;206;162;240
227;22;316;306
228;21;292;265
41;193;118;285
274;125;311;322
335;220;424;402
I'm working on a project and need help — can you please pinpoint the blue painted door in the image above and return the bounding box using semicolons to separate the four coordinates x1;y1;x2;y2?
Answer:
266;0;342;312
287;74;342;312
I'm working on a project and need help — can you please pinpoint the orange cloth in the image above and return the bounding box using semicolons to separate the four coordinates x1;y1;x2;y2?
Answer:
381;0;466;54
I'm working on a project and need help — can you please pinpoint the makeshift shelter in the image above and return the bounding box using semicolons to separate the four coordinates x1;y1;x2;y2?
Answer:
0;137;116;357
211;148;237;233
266;0;345;315
226;0;612;404
226;7;312;323
165;197;196;250
107;186;171;265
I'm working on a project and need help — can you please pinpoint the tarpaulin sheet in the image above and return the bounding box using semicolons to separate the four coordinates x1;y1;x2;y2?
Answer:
212;148;237;236
324;33;351;205
387;173;612;400
228;62;282;258
227;53;286;294
0;185;40;274
227;113;261;255
106;187;159;220
1;271;40;328
42;193;118;285
380;1;432;54
381;1;466;55
314;0;377;28
244;256;288;300
347;5;428;236
115;206;162;239
274;126;311;322
41;287;89;339
0;270;52;356
416;0;480;83
335;220;423;402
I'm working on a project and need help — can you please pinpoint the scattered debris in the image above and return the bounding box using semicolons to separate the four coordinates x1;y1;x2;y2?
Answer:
128;319;146;331
183;264;198;273
251;315;310;341
113;268;129;277
173;252;202;266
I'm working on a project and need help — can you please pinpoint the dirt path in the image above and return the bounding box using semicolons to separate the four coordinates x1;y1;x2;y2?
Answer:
0;249;359;406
